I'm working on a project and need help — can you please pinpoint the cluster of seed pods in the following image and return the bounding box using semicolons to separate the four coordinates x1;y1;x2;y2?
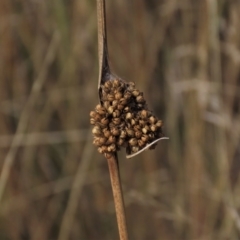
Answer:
90;79;163;155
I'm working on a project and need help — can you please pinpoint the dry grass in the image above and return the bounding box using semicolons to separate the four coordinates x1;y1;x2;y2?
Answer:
0;0;240;239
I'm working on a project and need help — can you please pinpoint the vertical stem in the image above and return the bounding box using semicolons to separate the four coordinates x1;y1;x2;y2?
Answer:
96;0;110;89
106;153;129;240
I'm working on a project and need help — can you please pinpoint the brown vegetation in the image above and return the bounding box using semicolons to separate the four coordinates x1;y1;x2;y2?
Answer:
0;0;240;239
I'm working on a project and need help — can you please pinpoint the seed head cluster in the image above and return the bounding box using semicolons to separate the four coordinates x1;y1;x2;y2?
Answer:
90;79;163;155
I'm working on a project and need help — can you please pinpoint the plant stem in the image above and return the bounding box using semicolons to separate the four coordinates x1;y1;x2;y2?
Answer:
105;153;129;240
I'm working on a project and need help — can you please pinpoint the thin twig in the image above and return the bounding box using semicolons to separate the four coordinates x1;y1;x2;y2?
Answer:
96;0;110;90
0;31;60;203
106;153;129;240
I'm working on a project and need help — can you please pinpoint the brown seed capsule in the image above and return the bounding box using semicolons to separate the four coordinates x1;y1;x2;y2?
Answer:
126;128;135;137
124;106;130;112
98;147;104;154
117;104;124;110
99;137;107;145
108;106;114;114
133;125;141;131
101;117;109;126
119;98;128;106
103;129;111;138
120;130;127;138
150;125;157;132
102;85;111;93
95;113;102;121
138;139;145;148
115;92;122;100
149;116;156;124
136;95;145;103
131;146;139;153
112;110;120;118
108;143;116;152
131;119;136;126
95;104;102;111
90;111;96;118
128;82;135;89
112;118;121;125
135;131;142;138
90;118;96;125
92;126;101;136
141;134;149;142
142;127;148;134
124;91;132;100
126;112;132;119
137;103;144;109
99;108;107;115
93;138;101;146
111;127;120;136
117;138;124;146
156;120;163;127
107;136;116;144
132;90;140;97
139;119;145;126
113;79;120;87
140;110;148;118
129;138;138;146
104;80;112;89
112;100;118;108
103;101;110;109
107;94;115;102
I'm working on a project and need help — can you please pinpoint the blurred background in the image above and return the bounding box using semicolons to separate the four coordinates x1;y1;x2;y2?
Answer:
0;0;240;239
